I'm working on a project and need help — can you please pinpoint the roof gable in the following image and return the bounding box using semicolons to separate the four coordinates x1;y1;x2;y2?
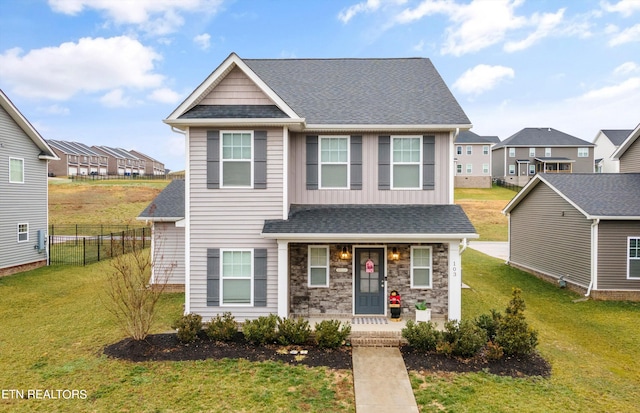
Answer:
600;129;633;146
612;123;640;160
138;179;185;221
493;127;593;148
455;130;500;144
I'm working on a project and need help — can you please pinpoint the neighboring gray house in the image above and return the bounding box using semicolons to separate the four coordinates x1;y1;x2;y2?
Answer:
0;90;58;276
612;123;640;173
163;53;477;322
138;180;185;291
454;131;499;188
47;140;108;176
492;128;595;186
503;173;640;301
592;129;633;173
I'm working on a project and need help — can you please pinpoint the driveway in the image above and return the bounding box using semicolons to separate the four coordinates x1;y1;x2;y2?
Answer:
468;241;509;261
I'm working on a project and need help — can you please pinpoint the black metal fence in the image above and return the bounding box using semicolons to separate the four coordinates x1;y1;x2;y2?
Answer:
494;178;522;192
69;174;169;181
49;226;150;266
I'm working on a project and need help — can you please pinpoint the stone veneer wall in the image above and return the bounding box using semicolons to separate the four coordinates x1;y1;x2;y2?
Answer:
289;243;449;317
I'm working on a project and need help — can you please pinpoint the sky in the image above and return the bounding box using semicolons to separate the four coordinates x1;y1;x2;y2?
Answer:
1;0;639;171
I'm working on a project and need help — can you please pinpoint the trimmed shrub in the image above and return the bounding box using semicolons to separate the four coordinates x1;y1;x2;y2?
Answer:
172;313;202;343
495;288;539;356
401;320;440;351
475;309;502;342
439;319;487;358
485;340;504;361
205;312;237;342
277;317;312;345
314;320;351;349
243;314;280;345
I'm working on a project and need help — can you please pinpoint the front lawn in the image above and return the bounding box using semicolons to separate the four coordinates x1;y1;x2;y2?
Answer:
455;185;515;241
409;248;640;412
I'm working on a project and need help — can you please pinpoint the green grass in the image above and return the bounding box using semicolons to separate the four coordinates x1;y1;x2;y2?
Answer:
409;248;640;412
455;185;516;241
0;261;354;412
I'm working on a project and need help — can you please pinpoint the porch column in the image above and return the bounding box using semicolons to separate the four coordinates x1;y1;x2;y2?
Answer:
448;241;461;321
277;240;289;318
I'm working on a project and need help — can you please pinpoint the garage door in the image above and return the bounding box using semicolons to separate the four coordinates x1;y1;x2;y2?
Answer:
68;166;78;176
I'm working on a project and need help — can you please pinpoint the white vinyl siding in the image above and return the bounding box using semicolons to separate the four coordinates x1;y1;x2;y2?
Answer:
17;223;28;242
221;249;253;305
9;157;24;183
629;237;640;279
578;147;589;157
411;246;432;288
221;131;253;187
319;136;349;189
391;136;422;189
308;246;329;287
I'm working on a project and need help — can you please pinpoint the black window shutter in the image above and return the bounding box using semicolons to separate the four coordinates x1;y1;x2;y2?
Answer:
306;136;319;190
254;131;267;189
254;249;267;307
350;136;362;190
206;130;220;189
206;248;220;306
423;135;435;190
378;136;390;190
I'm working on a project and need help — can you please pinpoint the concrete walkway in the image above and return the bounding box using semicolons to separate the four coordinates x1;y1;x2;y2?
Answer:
468;241;509;261
352;347;419;413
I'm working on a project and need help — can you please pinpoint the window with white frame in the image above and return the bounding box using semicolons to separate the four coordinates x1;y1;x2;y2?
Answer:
509;165;516;175
629;237;640;279
392;136;422;189
456;164;462;174
9;158;24;183
483;163;489;174
466;164;472;174
456;146;462;155
529;164;536;175
411;246;432;288
17;223;28;242
529;148;536;157
508;148;515;157
221;250;253;305
319;137;349;188
308;246;329;287
578;147;589;157
466;146;472;155
545;147;552;157
221;131;253;187
483;145;489;155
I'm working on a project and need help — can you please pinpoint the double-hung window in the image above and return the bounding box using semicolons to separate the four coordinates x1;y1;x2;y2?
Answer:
411;246;432;288
221;250;253;305
319;137;349;188
545;147;552;157
483;145;489;155
466;164;472;174
529;148;536;157
456;146;462;155
308;246;329;287
629;237;640;279
456;164;462;174
466;146;472;155
578;147;589;157
508;165;516;175
483;163;489;174
508;148;515;157
529;164;536;175
221;131;253;187
9;158;24;183
391;136;422;189
17;223;28;242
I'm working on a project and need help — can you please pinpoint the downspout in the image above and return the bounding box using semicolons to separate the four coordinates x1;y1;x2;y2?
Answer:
459;238;468;254
450;128;460;204
585;218;599;297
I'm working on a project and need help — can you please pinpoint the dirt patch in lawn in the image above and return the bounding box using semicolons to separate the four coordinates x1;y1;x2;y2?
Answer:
105;333;551;378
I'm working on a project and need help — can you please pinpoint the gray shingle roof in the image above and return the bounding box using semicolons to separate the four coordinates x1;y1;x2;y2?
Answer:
493;128;593;148
601;129;633;146
242;58;471;126
138;179;185;220
455;131;500;144
263;204;476;235
540;173;640;217
179;104;288;119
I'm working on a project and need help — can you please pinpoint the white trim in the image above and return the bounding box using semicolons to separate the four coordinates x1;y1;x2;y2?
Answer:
261;233;479;241
277;240;289;317
410;246;433;288
220;248;254;307
164;118;306;130
612;123;640;160
184;127;191;314
628;236;640;280
308;245;330;287
304;123;472;132
220;130;254;188
282;126;289;220
448;242;461;321
450;129;458;204
9;157;25;183
390;135;422;190
318;135;350;189
17;223;29;243
591;219;599;291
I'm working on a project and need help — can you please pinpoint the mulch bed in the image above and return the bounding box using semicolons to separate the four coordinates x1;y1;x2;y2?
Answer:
104;332;551;378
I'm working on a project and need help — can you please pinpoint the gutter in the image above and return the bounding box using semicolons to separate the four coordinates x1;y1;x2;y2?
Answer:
586;218;600;297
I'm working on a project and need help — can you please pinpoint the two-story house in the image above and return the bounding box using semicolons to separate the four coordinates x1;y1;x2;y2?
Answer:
163;53;477;322
0;90;58;276
492;128;595;186
592;129;633;173
454;131;499;188
47;140;108;176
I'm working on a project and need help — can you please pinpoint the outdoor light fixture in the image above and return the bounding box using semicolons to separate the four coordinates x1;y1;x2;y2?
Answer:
340;246;349;260
391;247;400;261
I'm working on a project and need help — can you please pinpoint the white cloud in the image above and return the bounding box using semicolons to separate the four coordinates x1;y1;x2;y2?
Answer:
100;89;132;107
0;36;164;101
504;8;565;52
412;39;425;51
608;23;640;46
193;33;211;50
48;0;224;36
574;77;640;101
454;64;515;95
148;88;182;104
614;61;640;75
39;104;70;115
601;0;640;17
338;0;382;23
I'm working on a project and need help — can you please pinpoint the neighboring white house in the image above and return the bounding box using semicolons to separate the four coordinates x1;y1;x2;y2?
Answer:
0;89;58;276
592;129;632;173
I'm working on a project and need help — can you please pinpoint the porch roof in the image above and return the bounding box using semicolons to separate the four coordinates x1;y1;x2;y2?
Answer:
262;204;477;240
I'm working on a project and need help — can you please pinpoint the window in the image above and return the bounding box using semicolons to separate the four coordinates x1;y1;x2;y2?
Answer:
456;164;462;174
319;137;349;188
578;147;589;157
17;223;28;242
308;246;329;287
483;145;489;155
483;164;489;174
545;147;552;157
508;148;515;157
221;131;253;187
391;136;421;189
529;164;536;175
466;146;472;155
466;164;472;174
629;238;640;279
9;158;24;183
221;250;253;305
411;246;432;288
456;146;462;155
529;148;536;157
509;165;516;175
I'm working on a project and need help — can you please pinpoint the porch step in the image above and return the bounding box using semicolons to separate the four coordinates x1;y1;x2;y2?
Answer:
349;331;407;347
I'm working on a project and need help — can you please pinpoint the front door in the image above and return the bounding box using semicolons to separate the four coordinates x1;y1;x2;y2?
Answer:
354;248;385;315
